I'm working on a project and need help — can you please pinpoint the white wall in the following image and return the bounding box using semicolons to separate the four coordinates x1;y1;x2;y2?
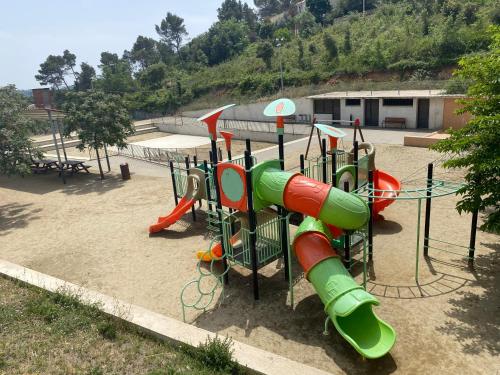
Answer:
428;98;444;130
182;98;313;123
379;99;417;128
340;99;364;124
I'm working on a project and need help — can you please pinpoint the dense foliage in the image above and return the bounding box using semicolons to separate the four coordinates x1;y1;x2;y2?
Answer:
34;0;499;115
0;86;41;176
432;26;500;233
62;90;134;179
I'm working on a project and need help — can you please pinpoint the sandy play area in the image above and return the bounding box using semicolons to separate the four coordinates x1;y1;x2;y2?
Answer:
0;136;498;374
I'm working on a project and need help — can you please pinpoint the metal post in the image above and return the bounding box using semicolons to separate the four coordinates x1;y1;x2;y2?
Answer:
47;110;65;184
169;160;179;206
185;156;196;222
332;152;337;188
321;138;327;183
203;160;212;213
353;141;359;191
469;209;478;260
415;199;422;284
193;155;201;207
278;134;285;171
343;180;351;269
423;163;433;256
299;154;305;175
244;150;259;300
211;139;229;284
227;149;232;161
218;147;223;162
368;170;374;260
56;120;68;162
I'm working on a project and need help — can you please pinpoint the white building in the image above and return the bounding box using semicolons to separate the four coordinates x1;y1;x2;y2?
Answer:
308;90;469;130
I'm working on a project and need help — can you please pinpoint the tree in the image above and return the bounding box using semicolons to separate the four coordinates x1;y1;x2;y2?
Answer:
256;41;274;69
96;52;135;93
155;12;188;56
323;33;338;60
62;90;134;179
138;63;168;90
0;86;41;176
202;20;249;65
35;50;78;89
254;0;282;17
218;0;258;29
431;26;500;233
293;10;319;38
306;0;332;24
343;29;352;54
35;55;70;89
74;62;96;91
130;36;160;70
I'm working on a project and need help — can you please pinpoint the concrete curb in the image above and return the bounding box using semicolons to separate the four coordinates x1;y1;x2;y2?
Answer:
0;259;332;375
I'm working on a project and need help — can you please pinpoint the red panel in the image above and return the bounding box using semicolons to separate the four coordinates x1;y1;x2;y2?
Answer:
294;232;337;277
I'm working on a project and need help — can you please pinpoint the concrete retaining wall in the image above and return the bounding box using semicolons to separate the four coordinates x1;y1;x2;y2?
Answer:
156;118;312;143
182;98;313;122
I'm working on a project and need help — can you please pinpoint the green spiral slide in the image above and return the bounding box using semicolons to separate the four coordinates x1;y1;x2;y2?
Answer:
250;161;396;358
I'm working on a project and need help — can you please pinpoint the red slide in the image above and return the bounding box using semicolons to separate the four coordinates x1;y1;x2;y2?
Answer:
372;169;401;220
149;197;196;233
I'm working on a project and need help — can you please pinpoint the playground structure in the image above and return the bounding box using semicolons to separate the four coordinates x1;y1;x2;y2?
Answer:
148;98;481;361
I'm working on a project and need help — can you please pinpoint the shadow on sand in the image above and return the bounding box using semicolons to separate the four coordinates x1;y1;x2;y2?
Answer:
0;171;125;196
0;203;42;236
188;260;397;374
436;243;500;356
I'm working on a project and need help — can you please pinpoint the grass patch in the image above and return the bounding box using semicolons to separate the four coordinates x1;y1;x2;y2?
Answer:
0;276;246;374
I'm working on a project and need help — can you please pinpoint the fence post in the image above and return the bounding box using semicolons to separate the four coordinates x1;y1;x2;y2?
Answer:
321;138;327;183
185;156;196;222
169;160;179;206
353;141;359;191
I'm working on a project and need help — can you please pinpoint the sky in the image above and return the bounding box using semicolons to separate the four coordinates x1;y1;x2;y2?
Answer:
0;0;254;89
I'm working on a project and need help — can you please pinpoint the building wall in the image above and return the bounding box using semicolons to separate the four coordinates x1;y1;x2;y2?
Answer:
442;98;471;130
378;99;417;128
340;99;364;124
428;98;444;130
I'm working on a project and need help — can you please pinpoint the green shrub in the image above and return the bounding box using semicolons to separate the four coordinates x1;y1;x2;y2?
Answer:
97;321;117;340
196;335;236;373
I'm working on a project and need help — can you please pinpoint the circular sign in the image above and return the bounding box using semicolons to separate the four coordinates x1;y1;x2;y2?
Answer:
221;168;244;202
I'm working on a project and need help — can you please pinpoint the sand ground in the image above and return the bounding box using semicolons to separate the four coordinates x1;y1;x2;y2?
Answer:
0;138;498;375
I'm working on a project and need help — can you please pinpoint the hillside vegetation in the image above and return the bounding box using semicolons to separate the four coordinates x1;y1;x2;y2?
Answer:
33;0;499;115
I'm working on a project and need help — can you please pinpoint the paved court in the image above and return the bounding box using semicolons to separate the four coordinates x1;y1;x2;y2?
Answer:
131;134;220;148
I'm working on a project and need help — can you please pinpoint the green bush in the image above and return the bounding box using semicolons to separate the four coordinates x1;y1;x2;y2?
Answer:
196;335;236;373
97;321;118;340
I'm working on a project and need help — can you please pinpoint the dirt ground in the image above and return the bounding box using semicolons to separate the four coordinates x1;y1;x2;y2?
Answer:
1;139;498;375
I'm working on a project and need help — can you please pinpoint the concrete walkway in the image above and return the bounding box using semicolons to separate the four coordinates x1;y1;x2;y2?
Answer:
249;127;433;165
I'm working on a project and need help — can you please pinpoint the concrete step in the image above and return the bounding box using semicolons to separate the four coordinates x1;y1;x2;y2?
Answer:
133;126;158;135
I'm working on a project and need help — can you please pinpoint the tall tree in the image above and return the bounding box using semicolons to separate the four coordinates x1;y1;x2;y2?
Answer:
306;0;332;24
35;55;69;89
202;20;250;65
0;86;41;176
74;62;96;91
256;41;274;69
130;36;160;70
432;26;500;233
155;12;188;56
63;49;77;79
96;52;135;93
323;33;338;60
62;90;134;179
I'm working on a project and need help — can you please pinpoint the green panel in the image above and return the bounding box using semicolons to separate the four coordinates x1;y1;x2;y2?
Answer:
221;168;244;202
319;188;369;230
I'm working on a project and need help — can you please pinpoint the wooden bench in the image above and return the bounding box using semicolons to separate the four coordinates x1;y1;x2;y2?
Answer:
382;117;406;128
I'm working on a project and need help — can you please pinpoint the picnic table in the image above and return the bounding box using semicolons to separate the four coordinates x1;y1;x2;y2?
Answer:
60;160;91;175
31;159;59;174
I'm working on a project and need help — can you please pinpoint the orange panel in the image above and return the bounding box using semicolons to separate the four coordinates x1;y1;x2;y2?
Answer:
217;163;248;212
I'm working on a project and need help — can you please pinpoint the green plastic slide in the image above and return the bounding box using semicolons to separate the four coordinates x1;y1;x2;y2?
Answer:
294;218;396;358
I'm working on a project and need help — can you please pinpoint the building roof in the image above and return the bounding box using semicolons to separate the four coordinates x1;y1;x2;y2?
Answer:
308;89;464;100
